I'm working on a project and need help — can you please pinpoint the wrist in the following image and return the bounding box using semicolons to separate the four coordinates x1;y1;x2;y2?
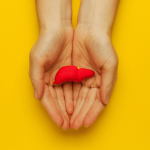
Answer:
36;0;72;32
77;23;111;37
39;25;73;44
76;23;111;39
77;0;119;36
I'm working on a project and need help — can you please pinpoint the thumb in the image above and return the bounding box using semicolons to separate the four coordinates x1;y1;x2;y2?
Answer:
29;54;45;100
100;57;118;105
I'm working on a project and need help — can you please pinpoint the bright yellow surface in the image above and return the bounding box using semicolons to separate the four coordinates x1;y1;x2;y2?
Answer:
0;0;150;150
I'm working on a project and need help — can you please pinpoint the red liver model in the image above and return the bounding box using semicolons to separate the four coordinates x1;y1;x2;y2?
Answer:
53;66;95;84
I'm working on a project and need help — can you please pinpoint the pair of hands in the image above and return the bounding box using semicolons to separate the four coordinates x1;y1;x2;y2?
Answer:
29;0;119;130
29;23;118;130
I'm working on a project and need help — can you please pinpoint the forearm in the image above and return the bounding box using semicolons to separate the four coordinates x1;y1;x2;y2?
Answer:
36;0;72;31
77;0;119;35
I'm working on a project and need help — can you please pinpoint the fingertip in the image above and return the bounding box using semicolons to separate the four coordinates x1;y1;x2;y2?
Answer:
61;118;70;130
100;89;108;105
32;81;45;100
84;113;98;128
83;117;92;128
56;117;64;127
51;112;64;127
72;119;82;130
50;109;64;127
66;102;74;115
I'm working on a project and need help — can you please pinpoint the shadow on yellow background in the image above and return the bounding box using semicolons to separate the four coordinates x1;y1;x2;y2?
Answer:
0;0;150;150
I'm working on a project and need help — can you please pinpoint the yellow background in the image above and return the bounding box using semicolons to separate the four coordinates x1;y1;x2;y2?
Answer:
0;0;150;149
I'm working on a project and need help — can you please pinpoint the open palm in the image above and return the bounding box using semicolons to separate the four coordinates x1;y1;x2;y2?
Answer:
29;26;74;130
70;25;118;129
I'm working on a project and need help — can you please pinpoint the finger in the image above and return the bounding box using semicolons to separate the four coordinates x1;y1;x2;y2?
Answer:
73;82;82;108
107;72;117;102
100;56;118;105
70;86;90;127
49;86;70;130
72;88;98;130
41;85;64;127
54;85;69;122
63;82;74;115
84;90;105;127
29;52;45;99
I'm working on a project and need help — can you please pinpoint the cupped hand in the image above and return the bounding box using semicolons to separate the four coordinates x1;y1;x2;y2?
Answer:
70;25;118;129
29;26;74;130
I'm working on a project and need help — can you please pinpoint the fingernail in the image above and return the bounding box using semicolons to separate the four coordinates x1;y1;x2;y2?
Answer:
34;90;37;99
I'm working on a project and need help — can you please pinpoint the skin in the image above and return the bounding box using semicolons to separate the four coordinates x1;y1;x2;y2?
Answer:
29;0;119;130
29;0;74;130
71;0;119;129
